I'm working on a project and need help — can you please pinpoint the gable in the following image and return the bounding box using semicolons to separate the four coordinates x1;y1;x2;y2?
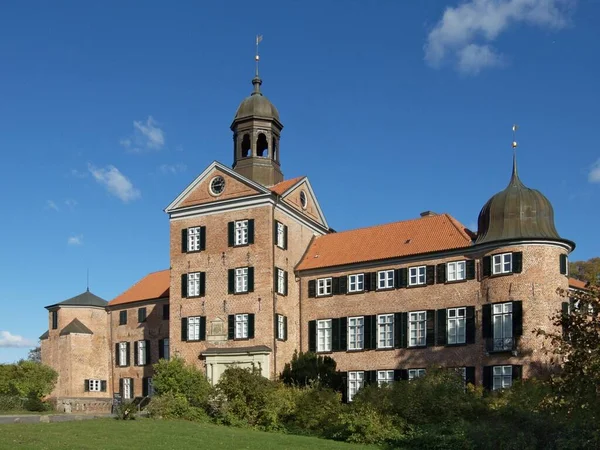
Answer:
281;179;328;228
166;162;269;211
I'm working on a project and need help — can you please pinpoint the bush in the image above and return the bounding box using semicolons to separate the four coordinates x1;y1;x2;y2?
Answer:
114;401;137;420
152;357;212;408
0;361;57;398
328;402;403;445
24;391;50;412
147;392;208;422
280;351;342;390
0;395;24;411
288;386;343;436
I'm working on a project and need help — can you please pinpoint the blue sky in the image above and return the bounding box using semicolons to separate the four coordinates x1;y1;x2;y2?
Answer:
1;0;598;362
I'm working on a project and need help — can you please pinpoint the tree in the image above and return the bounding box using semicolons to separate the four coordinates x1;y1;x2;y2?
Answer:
569;257;600;285
152;357;212;408
280;351;342;389
27;346;41;363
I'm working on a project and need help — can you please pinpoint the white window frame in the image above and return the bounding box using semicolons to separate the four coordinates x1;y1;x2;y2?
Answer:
118;342;127;367
137;340;147;365
377;370;394;387
235;314;249;339
317;278;332;296
162;338;170;360
317;319;332;352
377;270;394;289
493;253;512;275
348;316;364;350
409;266;426;286
188;316;201;341
408;311;426;347
408;368;426;380
277;314;285;340
188;272;201;297
348;371;364;402
235;267;248;293
88;379;101;392
492;365;513;390
447;261;466;282
377;314;394;349
235;220;249;246
122;378;132;400
492;302;513;351
348;274;364;293
447;307;466;345
187;226;201;252
277;268;285;295
276;222;285;248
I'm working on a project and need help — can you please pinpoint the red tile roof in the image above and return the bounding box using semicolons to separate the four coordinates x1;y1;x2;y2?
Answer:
569;277;588;290
270;177;305;195
108;269;170;306
296;213;473;271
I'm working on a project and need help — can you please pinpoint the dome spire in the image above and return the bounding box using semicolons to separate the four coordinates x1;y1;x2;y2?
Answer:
509;124;523;187
252;35;263;96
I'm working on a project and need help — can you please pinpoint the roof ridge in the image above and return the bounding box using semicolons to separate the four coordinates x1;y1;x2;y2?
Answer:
443;213;473;241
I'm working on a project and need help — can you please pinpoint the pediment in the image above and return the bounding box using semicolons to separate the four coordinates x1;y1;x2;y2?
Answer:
280;178;328;228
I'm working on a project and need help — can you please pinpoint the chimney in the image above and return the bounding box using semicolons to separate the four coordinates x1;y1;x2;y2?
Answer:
420;211;437;217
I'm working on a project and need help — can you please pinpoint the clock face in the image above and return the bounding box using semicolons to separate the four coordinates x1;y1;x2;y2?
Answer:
210;176;226;195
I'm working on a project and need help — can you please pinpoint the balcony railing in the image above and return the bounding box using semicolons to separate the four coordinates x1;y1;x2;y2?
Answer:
486;337;516;353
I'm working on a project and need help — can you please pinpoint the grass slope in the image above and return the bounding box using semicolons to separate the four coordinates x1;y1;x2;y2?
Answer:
0;418;378;450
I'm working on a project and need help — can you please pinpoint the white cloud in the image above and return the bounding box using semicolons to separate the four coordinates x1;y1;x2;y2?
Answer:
120;116;165;153
88;164;141;202
46;200;59;212
424;0;574;75
65;199;78;209
589;159;600;183
67;235;83;246
0;331;34;348
159;163;187;174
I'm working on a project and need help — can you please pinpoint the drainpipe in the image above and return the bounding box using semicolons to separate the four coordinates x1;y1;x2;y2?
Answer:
272;197;278;379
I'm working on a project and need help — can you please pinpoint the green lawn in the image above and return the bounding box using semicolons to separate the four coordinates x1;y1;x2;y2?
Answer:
0;418;378;450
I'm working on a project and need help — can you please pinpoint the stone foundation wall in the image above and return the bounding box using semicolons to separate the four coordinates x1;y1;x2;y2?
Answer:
53;397;113;414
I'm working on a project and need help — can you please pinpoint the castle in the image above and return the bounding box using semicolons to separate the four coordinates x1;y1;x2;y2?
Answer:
40;63;581;411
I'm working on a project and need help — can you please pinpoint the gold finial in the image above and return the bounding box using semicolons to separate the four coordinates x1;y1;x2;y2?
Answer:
255;35;263;77
512;124;518;149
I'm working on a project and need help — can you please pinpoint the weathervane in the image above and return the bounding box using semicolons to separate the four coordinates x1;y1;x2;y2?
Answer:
512;124;518;149
255;34;263;77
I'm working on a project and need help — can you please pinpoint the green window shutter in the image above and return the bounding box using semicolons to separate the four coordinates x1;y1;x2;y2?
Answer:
273;221;278;245
512;301;523;336
228;315;235;340
466;260;476;280
158;339;164;359
331;318;340;351
228;222;234;247
400;369;409;380
363;315;373;349
482;256;491;277
338;276;347;294
142;378;149;397
559;254;567;275
398;268;408;288
199;272;206;297
426;266;435;285
482;366;492;390
512;252;523;273
145;340;151;365
363;273;372;291
181;228;188;253
101;380;107;392
482;304;492;339
181;274;188;298
436;309;447;346
248;314;255;339
394;313;402;348
393;370;402;381
200;226;206;251
248;267;254;292
341;372;348;403
466;306;476;344
200;317;206;341
274;313;279;338
400;313;408;348
115;343;120;366
512;365;523;381
273;269;278;293
284;316;288;341
181;318;188;341
125;342;131;366
130;379;135;398
339;317;348;351
436;264;446;284
465;367;475;386
426;310;435;346
283;225;288;250
228;269;235;294
308;320;316;352
84;379;89;392
248;219;255;244
308;280;316;298
284;271;288;296
332;277;340;295
134;341;139;366
119;378;124;396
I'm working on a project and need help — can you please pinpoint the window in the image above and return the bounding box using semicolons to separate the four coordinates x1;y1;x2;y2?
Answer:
409;266;426;286
492;365;513;390
118;342;127;367
348;274;364;293
147;377;154;397
277;314;286;340
187;226;202;251
377;314;394;348
235;220;249;246
119;310;127;325
447;261;466;282
51;311;58;329
188;317;202;341
300;191;307;209
235;314;249;339
447;307;466;344
377;270;394;289
317;278;332;296
188;272;201;297
493;253;512;274
277;268;285;295
235;268;248;293
88;379;101;392
408;368;426;380
122;378;132;400
276;222;285;248
161;338;170;360
317;319;332;352
377;370;394;387
492;302;513;351
162;304;169;320
348;371;364;402
409;311;426;347
137;340;147;365
348;316;364;350
138;307;146;323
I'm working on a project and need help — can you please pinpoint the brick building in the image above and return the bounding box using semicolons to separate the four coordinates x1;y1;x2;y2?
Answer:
41;67;580;406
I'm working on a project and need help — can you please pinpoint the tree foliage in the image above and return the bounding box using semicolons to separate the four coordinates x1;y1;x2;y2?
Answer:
152;357;212;408
0;360;57;398
280;351;342;389
569;257;600;285
27;346;41;363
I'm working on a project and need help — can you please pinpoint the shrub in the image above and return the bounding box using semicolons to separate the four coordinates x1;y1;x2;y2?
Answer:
328;402;403;445
0;361;57;398
289;386;343;436
24;391;50;412
0;395;24;411
152;357;212;408
280;351;342;390
147;392;208;422
114;401;137;420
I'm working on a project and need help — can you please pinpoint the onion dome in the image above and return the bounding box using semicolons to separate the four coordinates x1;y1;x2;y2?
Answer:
476;154;569;246
233;76;280;122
